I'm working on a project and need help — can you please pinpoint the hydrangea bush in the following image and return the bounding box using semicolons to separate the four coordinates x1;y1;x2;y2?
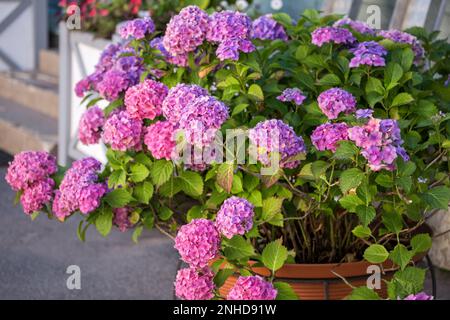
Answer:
6;7;450;300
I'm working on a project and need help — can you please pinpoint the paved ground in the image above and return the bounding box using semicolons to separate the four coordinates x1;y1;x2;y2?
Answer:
0;150;448;299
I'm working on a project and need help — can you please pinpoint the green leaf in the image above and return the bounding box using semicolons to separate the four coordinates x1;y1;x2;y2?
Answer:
364;244;389;264
104;189;133;208
352;225;372;239
244;174;259;192
158;206;173;221
421;186;450;209
142;210;154;230
339;195;364;213
108;169;126;189
274;282;298;300
232;103;248;116
183;0;210;9
318;74;341;86
129;163;150;183
391;93;414;107
333;141;358;160
388;266;426;298
30;211;40;221
384;63;403;90
411;233;432;253
261;239;288;274
231;174;243;194
339;168;364;194
261;168;282;188
132;225;143;244
248;190;262;207
214;268;235;288
375;173;393;188
366;77;384;95
400;47;414;71
390;244;414;270
382;211;403;234
178;171;204;197
133;181;153;204
347;287;380;300
223;236;255;260
295;45;309;61
187;205;205;222
272;12;292;27
248;84;264;101
261;197;284;222
135;153;153;168
95;207;113;237
355;205;376;226
159;177;181;197
150;160;173;187
216;162;234;193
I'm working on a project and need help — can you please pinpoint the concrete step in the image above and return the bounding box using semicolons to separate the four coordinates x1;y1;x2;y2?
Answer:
0;71;58;119
0;97;58;155
39;49;59;78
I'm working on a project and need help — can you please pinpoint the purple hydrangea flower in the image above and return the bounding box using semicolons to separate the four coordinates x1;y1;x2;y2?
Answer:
333;18;376;35
356;109;374;119
174;219;221;268
277;88;306;105
144;121;177;160
403;292;433;300
311;122;349;152
317;88;357;119
174;267;215;300
216;196;255;239
227;276;277;300
96;70;131;102
124;79;168;120
178;95;229;148
350;41;388;68
379;29;425;65
52;158;106;220
102;110;143;151
119;17;155;40
248;119;306;169
113;207;135;232
311;26;355;47
251;14;288;41
20;178;54;214
162;84;209;124
163;6;210;56
150;36;188;67
78;106;105;145
5;151;57;191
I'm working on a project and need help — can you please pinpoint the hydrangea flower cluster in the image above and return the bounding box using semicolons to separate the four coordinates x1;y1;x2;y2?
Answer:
317;88;357;119
248;119;306;169
178;95;229;148
119;17;155;40
174;267;215;300
174;219;221;268
102;110;143;151
251;14;288;41
6;151;57;191
403;292;433;300
162;84;209;124
349;41;387;68
378;29;425;64
227;276;277;300
163;6;209;56
20;178;55;214
277;88;306;105
348;118;408;171
215;196;255;239
150;36;188;67
207;11;255;61
356;109;374;119
311;123;349;152
144;121;177;160
124;79;168;120
333;18;375;35
52;158;107;220
311;26;355;47
78;106;105;145
113;207;135;232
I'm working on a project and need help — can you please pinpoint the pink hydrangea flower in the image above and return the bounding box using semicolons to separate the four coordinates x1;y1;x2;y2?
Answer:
125;79;168;120
150;36;189;67
52;158;107;220
178;95;229;148
311;26;355;47
216;196;254;239
20;178;54;214
5;151;57;191
251;14;288;41
144;121;177;160
174;267;215;300
78;106;105;145
277;88;306;105
113;207;135;232
311;123;349;152
248;119;306;169
403;292;433;300
102;110;143;151
174;219;221;268
163;6;209;56
333;18;375;35
75;78;91;97
227;276;277;300
317;88;357;120
162;84;209;124
96;69;130;101
119;17;155;40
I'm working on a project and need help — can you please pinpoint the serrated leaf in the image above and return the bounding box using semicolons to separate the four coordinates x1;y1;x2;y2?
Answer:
364;244;389;264
178;171;204;197
223;236;255;260
375;173;393;188
104;189;133;208
133;181;153;204
339;168;364;194
274;282;298;300
108;170;126;189
391;92;414;107
421;186;450;209
95;207;113;237
339;195;364;213
158;206;173;221
333;141;358;160
248;84;264;101
261;197;284;222
150;160;173;186
356;205;376;226
248;190;262;207
411;233;432;253
261;239;288;273
129;163;150;183
187;205;205;222
347;287;380;300
214;268;235;288
352;225;372;238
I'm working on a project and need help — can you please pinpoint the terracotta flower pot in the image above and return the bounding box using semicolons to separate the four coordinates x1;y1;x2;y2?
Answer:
219;254;425;300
